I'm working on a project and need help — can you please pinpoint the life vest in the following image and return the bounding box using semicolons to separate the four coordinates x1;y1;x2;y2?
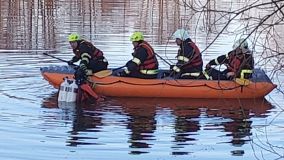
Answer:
227;52;243;73
227;51;253;79
73;40;104;60
136;41;158;70
177;42;202;68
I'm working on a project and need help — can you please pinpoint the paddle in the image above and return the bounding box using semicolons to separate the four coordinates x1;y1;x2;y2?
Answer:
235;78;251;86
94;65;126;78
43;52;71;64
42;52;122;78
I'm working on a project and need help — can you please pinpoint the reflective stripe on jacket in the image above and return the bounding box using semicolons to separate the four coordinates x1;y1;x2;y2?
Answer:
240;69;253;79
227;53;242;73
140;69;159;75
178;41;202;68
226;50;253;79
73;40;106;61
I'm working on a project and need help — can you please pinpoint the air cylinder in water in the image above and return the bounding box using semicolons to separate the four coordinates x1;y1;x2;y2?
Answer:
58;78;69;102
66;80;78;102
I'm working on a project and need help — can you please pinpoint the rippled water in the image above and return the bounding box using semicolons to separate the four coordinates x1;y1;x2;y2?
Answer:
0;0;284;160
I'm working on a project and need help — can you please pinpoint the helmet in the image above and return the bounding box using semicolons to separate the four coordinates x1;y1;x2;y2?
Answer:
172;29;190;40
232;38;248;49
130;32;144;42
68;33;81;42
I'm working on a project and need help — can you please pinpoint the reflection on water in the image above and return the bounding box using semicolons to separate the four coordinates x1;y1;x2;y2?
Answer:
42;94;273;156
0;0;241;66
123;104;156;154
67;106;103;146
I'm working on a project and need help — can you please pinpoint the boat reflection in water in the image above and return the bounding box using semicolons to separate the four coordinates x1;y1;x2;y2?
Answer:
41;95;273;156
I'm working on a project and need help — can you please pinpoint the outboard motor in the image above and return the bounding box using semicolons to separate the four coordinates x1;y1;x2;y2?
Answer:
58;78;78;103
58;77;69;102
66;80;78;102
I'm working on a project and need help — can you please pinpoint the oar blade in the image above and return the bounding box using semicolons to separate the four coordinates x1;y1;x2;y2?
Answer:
235;78;251;86
94;70;113;78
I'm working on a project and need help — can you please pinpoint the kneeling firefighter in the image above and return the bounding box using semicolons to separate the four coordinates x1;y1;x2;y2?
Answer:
205;38;254;81
68;33;107;102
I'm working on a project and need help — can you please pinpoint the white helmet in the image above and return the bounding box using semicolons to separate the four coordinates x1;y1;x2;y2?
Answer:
232;38;248;50
172;29;190;41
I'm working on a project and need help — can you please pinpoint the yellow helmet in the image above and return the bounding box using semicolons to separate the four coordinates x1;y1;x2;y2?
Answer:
130;32;144;42
68;33;81;42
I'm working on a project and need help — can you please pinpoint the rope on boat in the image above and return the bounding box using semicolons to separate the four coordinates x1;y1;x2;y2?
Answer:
93;80;242;91
40;65;271;91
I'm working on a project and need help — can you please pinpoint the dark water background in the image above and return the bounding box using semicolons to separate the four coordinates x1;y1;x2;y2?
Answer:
0;0;284;160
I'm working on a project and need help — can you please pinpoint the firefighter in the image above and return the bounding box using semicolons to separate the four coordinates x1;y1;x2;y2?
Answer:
67;33;108;84
117;32;159;79
205;38;254;80
170;29;203;79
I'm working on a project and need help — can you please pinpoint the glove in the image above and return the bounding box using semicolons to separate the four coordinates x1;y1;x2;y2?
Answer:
79;65;88;74
171;65;181;73
67;60;74;65
74;68;87;85
116;71;127;77
226;72;235;79
205;64;211;70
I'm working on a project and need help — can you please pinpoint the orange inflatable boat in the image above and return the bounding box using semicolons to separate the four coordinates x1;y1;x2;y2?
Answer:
40;66;277;99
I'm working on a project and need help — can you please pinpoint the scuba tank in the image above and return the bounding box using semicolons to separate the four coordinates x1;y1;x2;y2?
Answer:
58;77;69;102
66;80;78;102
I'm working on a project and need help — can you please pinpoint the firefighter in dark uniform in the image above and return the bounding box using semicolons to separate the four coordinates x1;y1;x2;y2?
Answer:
118;32;159;79
170;29;203;79
205;38;254;80
67;33;108;84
